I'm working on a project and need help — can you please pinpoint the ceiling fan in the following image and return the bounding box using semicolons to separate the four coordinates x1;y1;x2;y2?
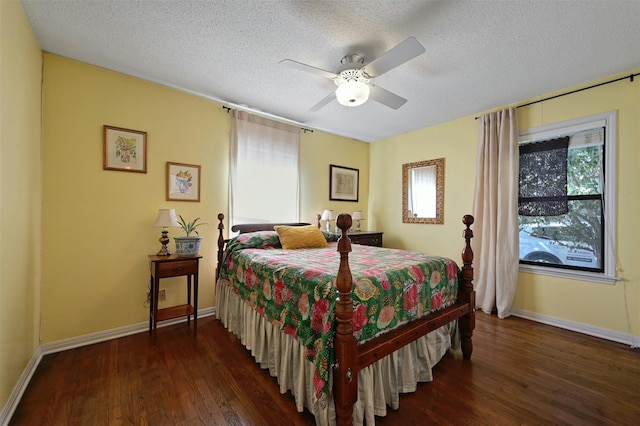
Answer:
279;37;425;111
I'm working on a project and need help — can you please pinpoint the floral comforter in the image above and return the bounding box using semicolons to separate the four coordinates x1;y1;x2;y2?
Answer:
217;230;459;399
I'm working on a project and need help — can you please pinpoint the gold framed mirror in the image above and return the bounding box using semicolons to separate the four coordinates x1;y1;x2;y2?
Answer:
402;158;444;224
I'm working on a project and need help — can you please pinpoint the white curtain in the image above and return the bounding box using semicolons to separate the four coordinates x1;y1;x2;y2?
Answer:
229;110;300;227
472;108;519;319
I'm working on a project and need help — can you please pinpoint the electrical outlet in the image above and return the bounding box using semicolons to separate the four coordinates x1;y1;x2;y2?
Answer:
146;288;167;301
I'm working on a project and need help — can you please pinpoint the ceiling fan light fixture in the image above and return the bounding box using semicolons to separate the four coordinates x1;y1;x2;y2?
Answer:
335;80;370;107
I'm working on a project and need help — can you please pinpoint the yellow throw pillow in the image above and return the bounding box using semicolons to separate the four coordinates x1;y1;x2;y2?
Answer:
274;225;329;250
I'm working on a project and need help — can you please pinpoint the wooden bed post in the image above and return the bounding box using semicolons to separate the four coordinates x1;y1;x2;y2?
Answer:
459;214;475;359
215;213;225;282
333;213;358;426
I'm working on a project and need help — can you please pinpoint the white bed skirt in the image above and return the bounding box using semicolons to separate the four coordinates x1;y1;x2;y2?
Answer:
216;280;459;425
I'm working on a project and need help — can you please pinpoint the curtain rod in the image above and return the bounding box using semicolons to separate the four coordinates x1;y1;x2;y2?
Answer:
475;72;638;119
222;105;314;133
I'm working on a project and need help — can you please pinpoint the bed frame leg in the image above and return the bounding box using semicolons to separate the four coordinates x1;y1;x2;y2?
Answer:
460;301;475;359
460;215;476;360
215;213;225;282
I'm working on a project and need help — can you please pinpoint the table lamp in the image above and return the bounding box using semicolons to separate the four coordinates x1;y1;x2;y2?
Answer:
321;209;334;232
352;211;364;232
154;208;180;255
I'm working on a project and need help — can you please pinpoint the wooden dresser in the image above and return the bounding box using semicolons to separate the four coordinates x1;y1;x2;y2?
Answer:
345;231;383;247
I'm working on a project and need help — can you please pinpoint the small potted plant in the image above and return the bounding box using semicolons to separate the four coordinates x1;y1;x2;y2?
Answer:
174;215;206;256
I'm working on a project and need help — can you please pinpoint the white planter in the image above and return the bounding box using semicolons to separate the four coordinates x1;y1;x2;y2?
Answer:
173;236;203;256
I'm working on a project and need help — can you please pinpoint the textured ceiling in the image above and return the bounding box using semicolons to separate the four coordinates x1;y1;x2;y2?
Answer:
20;0;640;142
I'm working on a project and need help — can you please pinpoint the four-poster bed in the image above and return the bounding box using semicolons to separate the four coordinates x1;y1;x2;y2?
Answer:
214;212;475;425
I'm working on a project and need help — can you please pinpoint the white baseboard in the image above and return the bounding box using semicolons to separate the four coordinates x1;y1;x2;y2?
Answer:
0;345;44;426
0;307;215;426
510;308;640;348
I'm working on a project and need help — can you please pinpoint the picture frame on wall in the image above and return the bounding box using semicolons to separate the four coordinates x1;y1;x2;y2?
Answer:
166;162;201;202
330;164;359;202
103;125;147;173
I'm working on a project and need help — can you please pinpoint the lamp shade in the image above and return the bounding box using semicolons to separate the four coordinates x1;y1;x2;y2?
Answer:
154;208;180;227
352;211;364;220
321;209;334;221
336;81;370;107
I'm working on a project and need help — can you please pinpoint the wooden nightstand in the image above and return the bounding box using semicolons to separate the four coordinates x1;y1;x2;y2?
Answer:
148;254;202;344
346;231;383;247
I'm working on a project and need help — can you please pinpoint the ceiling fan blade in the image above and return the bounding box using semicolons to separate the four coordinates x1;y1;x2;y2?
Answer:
369;85;407;109
362;37;425;78
308;90;336;112
279;59;338;79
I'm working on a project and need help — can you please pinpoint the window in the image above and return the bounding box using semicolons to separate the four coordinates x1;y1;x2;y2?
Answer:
518;111;617;284
229;110;300;228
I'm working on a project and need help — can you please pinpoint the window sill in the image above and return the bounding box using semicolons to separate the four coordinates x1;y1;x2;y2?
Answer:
519;264;619;285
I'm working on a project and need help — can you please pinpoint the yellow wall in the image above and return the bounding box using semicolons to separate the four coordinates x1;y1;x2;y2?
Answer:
40;54;369;343
371;69;640;337
0;0;43;410
300;132;370;224
370;116;477;258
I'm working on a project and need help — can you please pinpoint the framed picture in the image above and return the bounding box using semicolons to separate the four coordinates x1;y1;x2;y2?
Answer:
330;164;359;202
103;125;147;173
166;162;201;202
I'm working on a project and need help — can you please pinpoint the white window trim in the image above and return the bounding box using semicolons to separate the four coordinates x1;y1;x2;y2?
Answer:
518;111;618;285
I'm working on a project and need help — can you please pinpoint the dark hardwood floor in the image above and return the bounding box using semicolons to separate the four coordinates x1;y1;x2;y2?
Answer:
10;312;639;425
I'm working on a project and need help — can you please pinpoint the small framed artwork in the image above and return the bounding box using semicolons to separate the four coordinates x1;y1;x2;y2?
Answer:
166;162;201;202
103;125;147;173
330;164;359;202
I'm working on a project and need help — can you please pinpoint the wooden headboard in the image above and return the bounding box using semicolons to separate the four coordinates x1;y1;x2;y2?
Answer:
230;213;321;234
232;222;310;233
